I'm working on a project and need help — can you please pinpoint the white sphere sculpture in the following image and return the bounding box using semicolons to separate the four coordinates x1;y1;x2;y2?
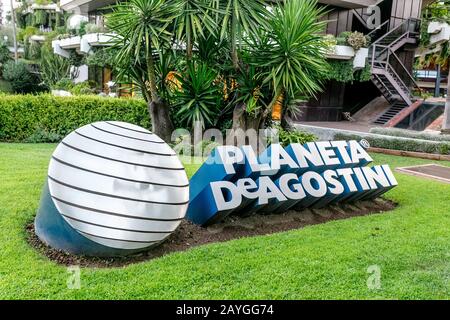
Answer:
35;121;189;256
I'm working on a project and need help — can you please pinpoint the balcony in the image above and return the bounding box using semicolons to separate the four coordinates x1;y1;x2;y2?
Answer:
318;0;378;8
427;21;450;46
52;33;114;58
60;0;116;12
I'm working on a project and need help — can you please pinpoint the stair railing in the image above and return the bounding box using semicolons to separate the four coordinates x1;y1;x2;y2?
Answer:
388;49;423;95
368;18;422;103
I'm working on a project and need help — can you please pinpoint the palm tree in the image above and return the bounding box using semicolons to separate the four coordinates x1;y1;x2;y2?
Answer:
173;0;217;60
242;0;329;129
107;0;182;142
217;0;270;69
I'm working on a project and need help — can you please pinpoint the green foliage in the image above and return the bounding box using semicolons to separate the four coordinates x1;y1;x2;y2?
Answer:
69;81;96;95
345;31;369;50
323;34;337;49
173;0;217;57
23;127;63;143
172;62;222;128
25;39;41;60
39;45;71;87
326;60;354;83
0;94;149;142
337;31;370;49
269;125;317;147
2;61;46;94
1;145;450;299
327;60;371;83
85;47;118;68
0;79;13;93
52;78;74;91
354;62;372;82
33;10;48;26
18;26;39;42
335;132;450;155
229;64;269;118
0;42;12;68
248;0;329;99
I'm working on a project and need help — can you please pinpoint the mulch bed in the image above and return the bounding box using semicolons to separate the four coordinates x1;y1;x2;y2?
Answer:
26;198;397;268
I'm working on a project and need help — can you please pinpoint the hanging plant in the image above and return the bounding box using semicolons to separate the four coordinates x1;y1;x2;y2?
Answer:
34;10;48;26
326;60;355;82
326;60;371;83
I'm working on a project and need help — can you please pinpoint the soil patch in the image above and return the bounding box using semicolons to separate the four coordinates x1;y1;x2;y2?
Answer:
26;198;397;268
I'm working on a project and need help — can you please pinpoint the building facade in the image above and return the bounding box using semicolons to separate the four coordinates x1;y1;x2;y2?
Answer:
299;0;432;125
54;0;438;124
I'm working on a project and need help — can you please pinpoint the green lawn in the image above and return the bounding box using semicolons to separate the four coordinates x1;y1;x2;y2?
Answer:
0;143;449;299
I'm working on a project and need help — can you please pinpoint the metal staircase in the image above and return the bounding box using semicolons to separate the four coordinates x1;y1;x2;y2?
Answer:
367;18;423;125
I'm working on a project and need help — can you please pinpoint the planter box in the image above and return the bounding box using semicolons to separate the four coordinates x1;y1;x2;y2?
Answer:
59;36;81;49
326;45;354;60
30;35;46;42
80;33;114;53
353;48;369;69
428;21;450;46
326;45;368;69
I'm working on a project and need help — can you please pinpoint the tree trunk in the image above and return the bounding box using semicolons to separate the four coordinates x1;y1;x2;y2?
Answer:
186;16;193;61
146;50;174;142
230;12;239;70
442;67;450;134
149;99;174;142
229;102;267;152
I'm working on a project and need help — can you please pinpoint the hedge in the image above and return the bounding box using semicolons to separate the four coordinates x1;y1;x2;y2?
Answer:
335;132;450;155
0;94;149;142
369;127;450;142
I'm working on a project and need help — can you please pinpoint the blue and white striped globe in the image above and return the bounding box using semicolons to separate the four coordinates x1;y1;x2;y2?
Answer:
35;121;189;256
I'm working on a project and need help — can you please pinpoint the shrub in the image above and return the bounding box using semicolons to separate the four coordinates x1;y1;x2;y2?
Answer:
70;81;96;95
345;31;369;50
52;78;73;91
2;61;46;94
335;132;450;155
369;127;450;142
23;127;63;143
269;125;317;147
40;45;71;88
0;94;149;142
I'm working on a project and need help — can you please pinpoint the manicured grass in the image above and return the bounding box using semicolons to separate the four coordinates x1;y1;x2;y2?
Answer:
0;143;449;299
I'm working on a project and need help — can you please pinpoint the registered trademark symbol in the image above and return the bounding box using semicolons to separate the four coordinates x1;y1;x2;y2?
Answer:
360;139;371;149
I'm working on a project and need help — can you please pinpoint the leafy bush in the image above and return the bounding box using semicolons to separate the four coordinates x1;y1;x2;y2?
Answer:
0;94;149;142
70;81;96;95
2;61;46;93
269;125;317;147
335;132;450;155
0;42;11;73
23;127;63;143
40;45;71;88
52;78;73;91
345;31;369;50
369;127;450;142
172;63;222;129
327;60;371;83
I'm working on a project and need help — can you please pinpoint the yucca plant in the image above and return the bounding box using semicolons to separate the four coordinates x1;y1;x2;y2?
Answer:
39;45;71;88
216;0;270;69
106;0;182;141
247;0;329;127
173;0;218;59
172;62;222;129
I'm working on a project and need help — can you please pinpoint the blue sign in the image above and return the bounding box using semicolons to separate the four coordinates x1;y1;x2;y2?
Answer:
187;141;398;226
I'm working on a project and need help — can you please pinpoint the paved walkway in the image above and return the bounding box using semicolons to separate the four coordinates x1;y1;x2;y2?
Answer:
295;121;376;133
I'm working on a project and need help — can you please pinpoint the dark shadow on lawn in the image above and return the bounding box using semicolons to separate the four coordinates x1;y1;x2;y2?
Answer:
26;198;397;268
